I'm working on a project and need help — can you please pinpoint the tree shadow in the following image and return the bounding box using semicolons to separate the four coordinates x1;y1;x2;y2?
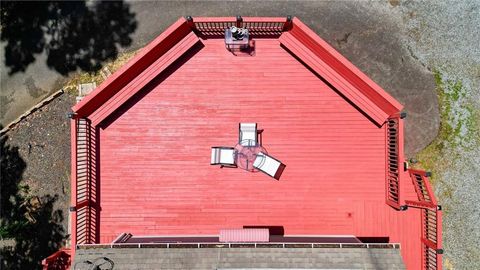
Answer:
0;1;137;76
1;126;66;270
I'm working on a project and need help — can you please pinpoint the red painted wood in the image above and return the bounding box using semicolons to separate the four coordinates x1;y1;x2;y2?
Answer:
398;116;405;205
94;38;422;270
73;17;191;118
192;17;237;23
436;209;443;270
421;238;437;250
280;32;387;125
219;229;270;242
408;169;438;205
41;248;71;270
193;17;287;23
70;119;77;258
404;200;437;210
90;32;201;126
289;18;403;121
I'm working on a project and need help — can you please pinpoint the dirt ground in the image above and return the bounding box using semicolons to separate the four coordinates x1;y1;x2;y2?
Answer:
3;93;75;233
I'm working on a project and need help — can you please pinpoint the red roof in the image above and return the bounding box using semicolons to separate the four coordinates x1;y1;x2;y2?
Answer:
68;17;441;270
73;17;403;125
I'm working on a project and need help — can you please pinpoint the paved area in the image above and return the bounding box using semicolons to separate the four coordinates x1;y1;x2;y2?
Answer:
0;49;68;128
1;0;438;156
74;247;405;270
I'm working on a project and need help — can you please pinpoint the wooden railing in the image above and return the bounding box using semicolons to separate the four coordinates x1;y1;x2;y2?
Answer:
71;118;98;247
422;208;442;270
406;169;443;270
41;248;71;270
78;242;401;250
406;170;438;210
385;116;404;209
190;16;291;37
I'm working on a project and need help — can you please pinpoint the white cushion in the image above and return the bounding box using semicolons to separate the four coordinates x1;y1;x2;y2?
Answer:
240;123;256;130
211;148;235;165
253;152;281;177
242;132;256;140
219;148;235;164
240;123;257;145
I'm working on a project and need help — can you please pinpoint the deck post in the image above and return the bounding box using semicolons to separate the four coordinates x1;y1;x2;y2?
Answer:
236;16;243;27
185;15;194;29
283;15;293;31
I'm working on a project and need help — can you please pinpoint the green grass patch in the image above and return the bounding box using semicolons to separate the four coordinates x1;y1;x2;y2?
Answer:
415;70;480;182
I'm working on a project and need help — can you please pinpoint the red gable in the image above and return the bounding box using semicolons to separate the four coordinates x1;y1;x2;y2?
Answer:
72;17;402;126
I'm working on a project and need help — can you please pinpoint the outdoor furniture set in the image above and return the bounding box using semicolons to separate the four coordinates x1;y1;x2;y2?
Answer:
211;123;286;180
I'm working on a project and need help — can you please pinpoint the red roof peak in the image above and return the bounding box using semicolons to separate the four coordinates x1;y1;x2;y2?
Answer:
73;17;402;126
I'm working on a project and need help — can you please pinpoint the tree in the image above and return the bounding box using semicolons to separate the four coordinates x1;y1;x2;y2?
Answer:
1;127;65;269
0;1;137;76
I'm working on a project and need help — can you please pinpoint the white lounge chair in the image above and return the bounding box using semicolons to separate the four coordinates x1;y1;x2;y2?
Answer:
253;152;285;180
239;123;258;146
211;147;237;168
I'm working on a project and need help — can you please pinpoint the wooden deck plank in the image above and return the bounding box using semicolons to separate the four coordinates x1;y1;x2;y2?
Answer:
90;32;201;126
97;38;421;269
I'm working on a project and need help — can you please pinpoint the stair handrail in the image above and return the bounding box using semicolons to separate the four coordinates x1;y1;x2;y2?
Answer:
405;168;443;270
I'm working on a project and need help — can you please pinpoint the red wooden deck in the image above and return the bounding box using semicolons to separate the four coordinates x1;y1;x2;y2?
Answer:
95;37;422;269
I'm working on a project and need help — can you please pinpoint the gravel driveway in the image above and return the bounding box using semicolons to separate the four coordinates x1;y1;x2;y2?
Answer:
399;1;480;269
3;93;75;233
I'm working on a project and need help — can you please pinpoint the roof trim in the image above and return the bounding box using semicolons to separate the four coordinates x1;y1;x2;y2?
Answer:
280;18;403;125
72;17;193;118
89;32;201;126
73;16;403;126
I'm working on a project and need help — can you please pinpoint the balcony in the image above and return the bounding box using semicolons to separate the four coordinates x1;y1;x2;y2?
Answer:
63;17;441;270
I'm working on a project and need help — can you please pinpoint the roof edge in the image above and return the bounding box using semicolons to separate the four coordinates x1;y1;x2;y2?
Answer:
289;17;403;121
72;17;191;118
72;16;403;124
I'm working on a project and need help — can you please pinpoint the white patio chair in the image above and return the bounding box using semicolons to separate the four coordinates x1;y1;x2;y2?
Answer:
211;147;237;168
253;152;286;180
239;123;258;146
